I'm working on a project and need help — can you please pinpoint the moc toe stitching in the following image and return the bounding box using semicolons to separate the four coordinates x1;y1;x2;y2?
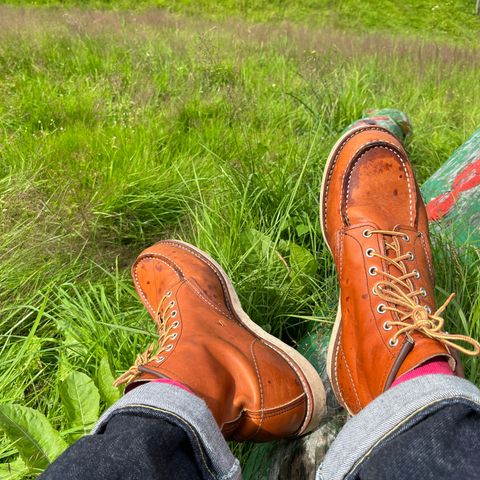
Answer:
342;142;386;224
323;126;392;235
158;240;236;315
342;144;415;228
132;256;182;315
136;248;235;320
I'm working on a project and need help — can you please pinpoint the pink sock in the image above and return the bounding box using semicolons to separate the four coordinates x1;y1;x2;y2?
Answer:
151;378;192;393
391;358;453;388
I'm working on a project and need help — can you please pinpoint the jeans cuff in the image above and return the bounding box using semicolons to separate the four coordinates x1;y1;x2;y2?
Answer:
92;382;241;480
316;374;480;480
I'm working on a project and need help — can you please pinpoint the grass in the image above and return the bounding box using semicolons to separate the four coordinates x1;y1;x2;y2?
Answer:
0;3;479;477
3;0;480;44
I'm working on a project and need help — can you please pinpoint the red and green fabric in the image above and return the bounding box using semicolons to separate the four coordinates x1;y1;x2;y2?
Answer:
422;129;480;247
344;108;412;143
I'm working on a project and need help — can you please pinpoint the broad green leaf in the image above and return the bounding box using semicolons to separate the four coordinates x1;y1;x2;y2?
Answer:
239;228;272;262
60;371;100;441
97;357;120;407
0;405;67;470
295;223;311;237
239;228;285;272
289;243;318;277
0;458;27;479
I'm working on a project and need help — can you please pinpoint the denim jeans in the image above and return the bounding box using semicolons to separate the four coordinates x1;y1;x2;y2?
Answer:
39;413;205;480
41;376;480;480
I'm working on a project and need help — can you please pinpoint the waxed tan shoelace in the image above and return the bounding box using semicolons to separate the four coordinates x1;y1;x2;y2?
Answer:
365;229;480;356
114;292;178;387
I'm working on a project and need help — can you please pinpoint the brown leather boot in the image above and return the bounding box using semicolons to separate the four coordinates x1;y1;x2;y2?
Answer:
320;126;480;415
114;240;326;441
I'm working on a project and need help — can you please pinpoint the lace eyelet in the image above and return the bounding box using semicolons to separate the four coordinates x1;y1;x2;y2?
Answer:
413;269;420;279
165;344;174;352
170;333;178;340
169;301;175;308
389;338;398;347
366;248;375;258
155;356;165;363
172;320;179;328
403;234;410;242
407;251;414;261
363;229;372;238
425;306;432;314
166;291;172;297
420;288;427;297
171;310;178;317
377;304;386;314
368;266;377;276
372;286;378;296
383;321;392;331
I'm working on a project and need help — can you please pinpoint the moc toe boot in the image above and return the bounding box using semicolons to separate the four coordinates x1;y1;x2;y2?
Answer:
115;240;326;441
320;126;480;415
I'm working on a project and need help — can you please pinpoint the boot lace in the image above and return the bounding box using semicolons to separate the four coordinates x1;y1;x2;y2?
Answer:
365;229;480;356
114;291;179;387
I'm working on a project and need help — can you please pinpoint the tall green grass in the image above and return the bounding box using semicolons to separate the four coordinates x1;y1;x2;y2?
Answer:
2;0;480;44
0;6;479;477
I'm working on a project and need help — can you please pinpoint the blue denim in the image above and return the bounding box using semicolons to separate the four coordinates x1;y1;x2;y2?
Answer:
317;374;480;480
41;375;480;480
358;402;480;479
40;382;240;480
40;410;207;480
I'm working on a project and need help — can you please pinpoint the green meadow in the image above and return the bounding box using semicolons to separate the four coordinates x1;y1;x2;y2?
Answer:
0;1;479;476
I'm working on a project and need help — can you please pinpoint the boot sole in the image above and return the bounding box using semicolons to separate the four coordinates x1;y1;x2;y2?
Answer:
319;125;386;413
164;239;327;435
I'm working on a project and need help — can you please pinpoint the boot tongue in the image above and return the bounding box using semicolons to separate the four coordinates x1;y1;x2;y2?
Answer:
347;202;410;230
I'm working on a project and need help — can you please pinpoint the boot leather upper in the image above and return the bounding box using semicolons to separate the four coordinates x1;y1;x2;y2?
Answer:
322;126;454;414
123;241;314;441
